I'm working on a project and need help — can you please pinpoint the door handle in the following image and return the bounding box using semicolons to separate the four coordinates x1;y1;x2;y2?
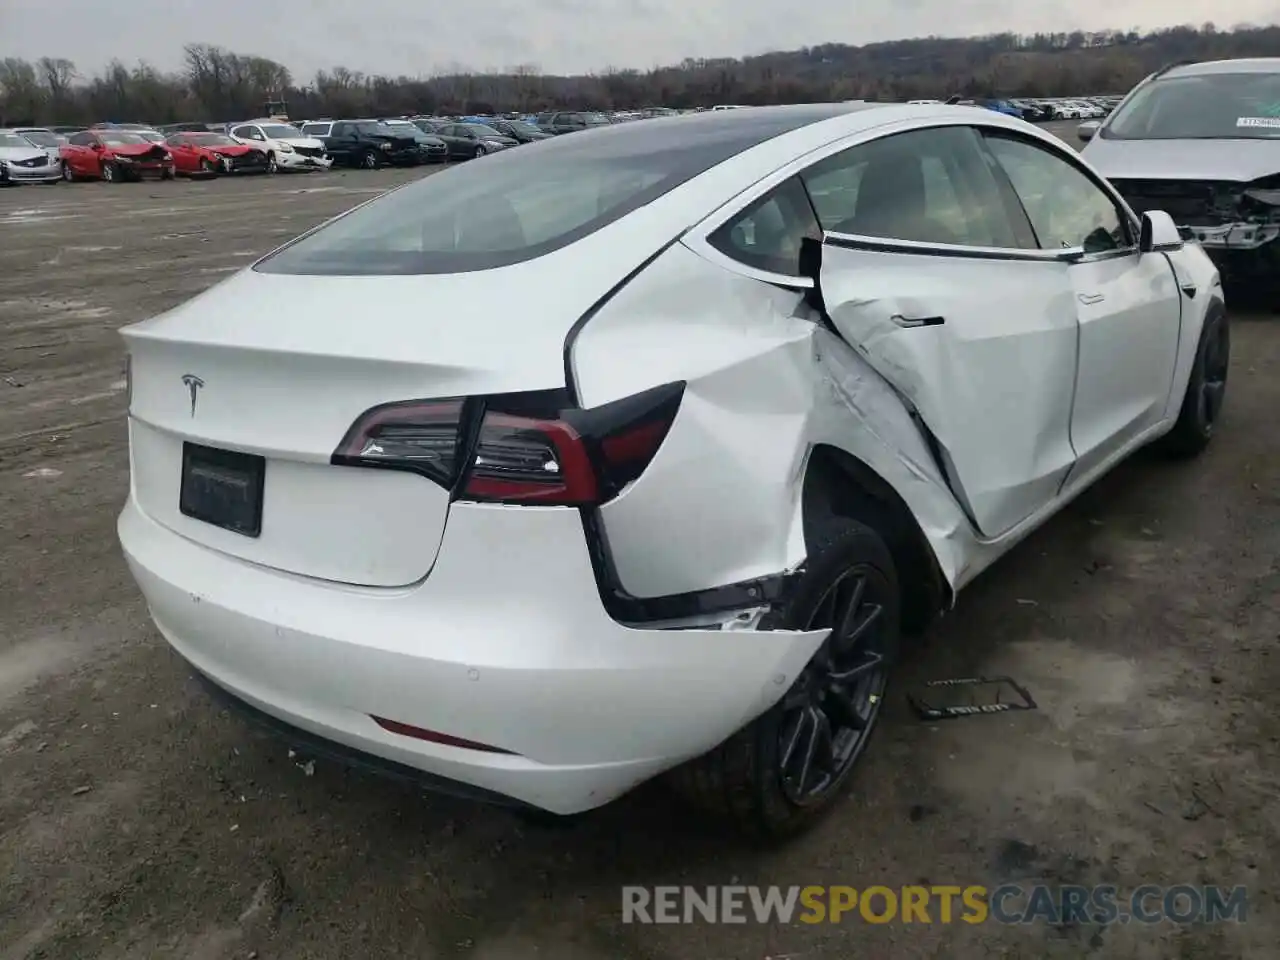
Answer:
890;314;945;328
1078;292;1105;305
1180;283;1196;298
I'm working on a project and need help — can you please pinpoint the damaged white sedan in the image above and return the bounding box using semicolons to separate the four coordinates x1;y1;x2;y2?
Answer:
1080;57;1280;292
118;102;1228;838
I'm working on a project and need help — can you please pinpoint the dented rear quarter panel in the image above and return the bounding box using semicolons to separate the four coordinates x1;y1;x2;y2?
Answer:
569;242;976;600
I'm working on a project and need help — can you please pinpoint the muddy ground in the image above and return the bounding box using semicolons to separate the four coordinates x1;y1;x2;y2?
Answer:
1;128;1278;959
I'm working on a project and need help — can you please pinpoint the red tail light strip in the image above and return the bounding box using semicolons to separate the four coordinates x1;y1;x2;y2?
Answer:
331;383;685;507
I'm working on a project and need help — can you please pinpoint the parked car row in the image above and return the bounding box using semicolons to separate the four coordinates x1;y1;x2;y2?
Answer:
907;95;1121;121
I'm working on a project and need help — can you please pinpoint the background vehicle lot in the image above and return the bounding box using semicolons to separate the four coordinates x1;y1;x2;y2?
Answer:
2;126;1278;958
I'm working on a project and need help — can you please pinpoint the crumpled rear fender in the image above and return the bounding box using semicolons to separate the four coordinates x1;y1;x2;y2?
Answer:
568;242;973;609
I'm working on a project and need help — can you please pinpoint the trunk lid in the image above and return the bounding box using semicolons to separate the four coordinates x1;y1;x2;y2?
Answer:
120;232;662;586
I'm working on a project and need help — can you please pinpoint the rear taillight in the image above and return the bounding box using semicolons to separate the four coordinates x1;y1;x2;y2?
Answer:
461;412;598;504
332;383;684;506
332;398;469;487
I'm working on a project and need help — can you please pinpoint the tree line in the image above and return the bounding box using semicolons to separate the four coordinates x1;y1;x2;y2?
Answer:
1;22;1277;126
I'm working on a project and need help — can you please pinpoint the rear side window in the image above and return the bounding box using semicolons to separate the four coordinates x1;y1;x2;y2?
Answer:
707;177;821;276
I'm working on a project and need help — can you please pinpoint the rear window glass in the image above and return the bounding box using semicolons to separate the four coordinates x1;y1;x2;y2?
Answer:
256;156;674;275
18;129;58;147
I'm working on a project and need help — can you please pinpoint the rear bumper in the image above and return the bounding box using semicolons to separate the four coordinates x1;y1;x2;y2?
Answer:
190;664;536;809
118;497;824;814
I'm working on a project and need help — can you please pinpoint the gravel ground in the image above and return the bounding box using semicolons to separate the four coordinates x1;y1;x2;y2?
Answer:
1;126;1277;959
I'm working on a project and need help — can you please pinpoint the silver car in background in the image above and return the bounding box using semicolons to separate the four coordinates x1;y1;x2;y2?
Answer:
12;126;63;165
0;130;62;185
1080;58;1280;292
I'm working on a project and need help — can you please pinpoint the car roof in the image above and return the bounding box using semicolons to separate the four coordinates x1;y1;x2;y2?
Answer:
1166;58;1280;77
504;102;882;166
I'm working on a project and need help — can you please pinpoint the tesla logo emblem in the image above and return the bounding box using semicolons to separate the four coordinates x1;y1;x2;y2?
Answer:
181;374;204;416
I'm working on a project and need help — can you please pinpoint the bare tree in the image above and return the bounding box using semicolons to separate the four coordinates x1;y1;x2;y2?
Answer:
0;57;43;122
37;57;77;116
9;23;1280;126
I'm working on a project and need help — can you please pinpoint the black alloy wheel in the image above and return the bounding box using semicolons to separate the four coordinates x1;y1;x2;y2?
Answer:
1156;308;1229;457
671;517;901;840
777;565;891;805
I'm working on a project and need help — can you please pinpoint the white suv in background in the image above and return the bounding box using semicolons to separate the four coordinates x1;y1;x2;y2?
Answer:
227;120;332;173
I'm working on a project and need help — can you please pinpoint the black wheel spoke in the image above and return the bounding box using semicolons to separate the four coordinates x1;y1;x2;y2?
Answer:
792;706;832;796
844;602;883;647
825;680;869;730
829;649;884;684
835;576;868;639
780;707;810;770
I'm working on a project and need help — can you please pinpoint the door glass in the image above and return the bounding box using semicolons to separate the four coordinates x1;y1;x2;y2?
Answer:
707;176;822;276
800;126;1025;248
983;134;1130;253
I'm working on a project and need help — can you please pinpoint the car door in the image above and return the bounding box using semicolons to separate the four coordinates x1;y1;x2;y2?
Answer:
63;132;92;174
437;125;467;160
979;129;1182;479
231;125;265;155
324;123;354;161
165;134;195;173
804;124;1082;538
85;133;110;175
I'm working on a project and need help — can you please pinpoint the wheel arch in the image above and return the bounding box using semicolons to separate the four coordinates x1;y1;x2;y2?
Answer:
1163;261;1226;423
802;443;950;633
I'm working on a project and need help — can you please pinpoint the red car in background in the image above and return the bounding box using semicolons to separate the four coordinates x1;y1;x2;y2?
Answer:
165;132;269;176
60;130;175;182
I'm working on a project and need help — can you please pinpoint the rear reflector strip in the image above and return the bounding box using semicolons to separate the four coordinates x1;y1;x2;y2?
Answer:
370;715;516;754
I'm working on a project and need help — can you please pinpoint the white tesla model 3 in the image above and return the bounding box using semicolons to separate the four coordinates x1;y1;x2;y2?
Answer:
119;103;1227;838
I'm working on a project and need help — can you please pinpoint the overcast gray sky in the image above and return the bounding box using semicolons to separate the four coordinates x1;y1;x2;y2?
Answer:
3;0;1277;80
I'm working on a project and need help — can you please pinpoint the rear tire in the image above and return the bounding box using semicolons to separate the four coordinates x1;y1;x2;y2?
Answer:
670;517;900;841
1155;308;1229;458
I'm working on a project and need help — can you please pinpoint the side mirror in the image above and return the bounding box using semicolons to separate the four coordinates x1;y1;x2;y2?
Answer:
1077;121;1099;142
1139;210;1184;253
90;142;103;151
